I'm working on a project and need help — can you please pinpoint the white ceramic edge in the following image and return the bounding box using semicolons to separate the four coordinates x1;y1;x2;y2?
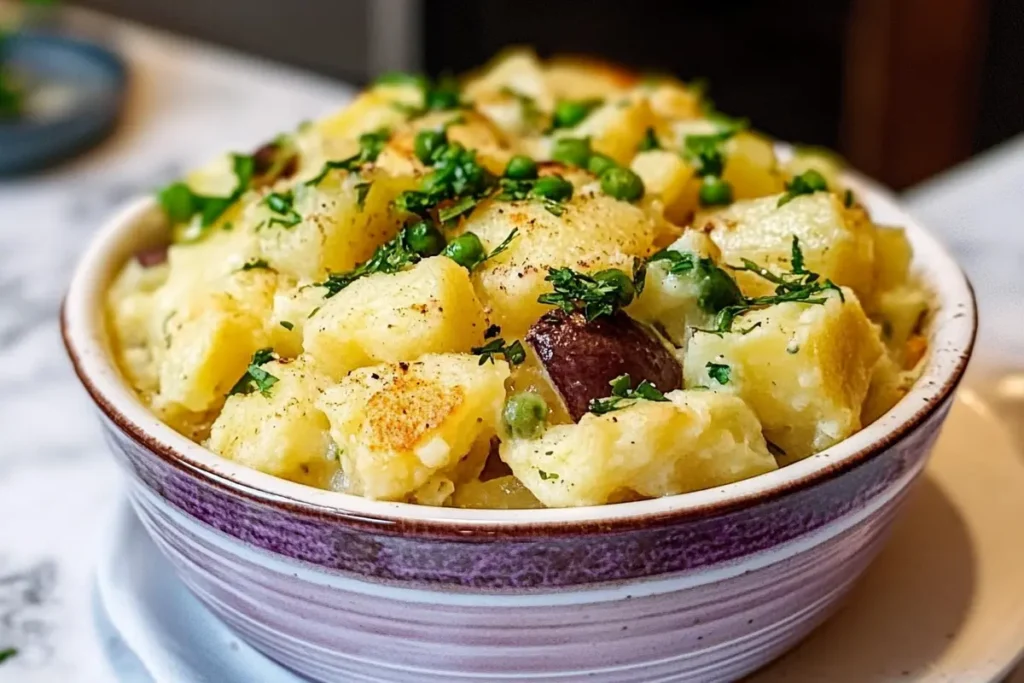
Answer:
62;171;977;527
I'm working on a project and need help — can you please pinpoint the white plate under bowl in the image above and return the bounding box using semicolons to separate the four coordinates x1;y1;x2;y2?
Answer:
96;390;1024;683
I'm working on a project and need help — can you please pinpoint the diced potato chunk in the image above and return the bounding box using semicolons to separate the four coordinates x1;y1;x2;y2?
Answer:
630;150;694;210
377;110;512;177
460;192;657;337
158;293;269;412
683;289;884;462
500;390;776;507
722;131;784;200
558;95;655;164
544;57;636;100
207;359;335;486
876;285;930;363
252;170;416;282
317;354;510;500
316;84;423;143
782;147;846;191
107;259;170;392
699;192;876;302
873;225;913;293
862;354;910;425
643;80;703;121
628;232;723;345
304;256;489;379
463;48;551;108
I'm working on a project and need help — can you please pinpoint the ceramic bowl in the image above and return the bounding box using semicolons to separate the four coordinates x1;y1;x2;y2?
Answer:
62;172;976;682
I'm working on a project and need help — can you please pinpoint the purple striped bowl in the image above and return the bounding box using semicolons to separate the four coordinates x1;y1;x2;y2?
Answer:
63;174;975;682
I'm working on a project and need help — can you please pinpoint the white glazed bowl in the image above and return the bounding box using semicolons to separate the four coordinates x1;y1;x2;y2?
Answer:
63;172;975;682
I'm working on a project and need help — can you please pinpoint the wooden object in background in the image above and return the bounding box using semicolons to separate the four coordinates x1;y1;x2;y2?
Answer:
842;0;990;189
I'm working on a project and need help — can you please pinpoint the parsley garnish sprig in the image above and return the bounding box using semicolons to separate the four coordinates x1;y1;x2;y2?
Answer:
704;236;845;333
376;72;465;117
318;225;425;298
306;128;391;187
229;348;279;397
777;169;829;207
394;133;497;223
263;190;302;228
537;266;641;322
471;337;526;366
158;153;255;231
588;374;669;415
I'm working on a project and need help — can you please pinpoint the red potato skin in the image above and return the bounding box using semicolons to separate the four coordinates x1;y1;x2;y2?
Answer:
135;245;169;268
525;310;682;422
251;141;299;186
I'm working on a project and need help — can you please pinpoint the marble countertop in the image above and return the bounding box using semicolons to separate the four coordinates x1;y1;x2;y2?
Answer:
0;8;1020;683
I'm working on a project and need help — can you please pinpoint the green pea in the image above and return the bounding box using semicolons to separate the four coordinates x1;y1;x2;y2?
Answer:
158;182;198;223
698;176;733;207
503;392;549;439
587;153;618;177
504;154;538;180
531;175;574;202
600;167;645;202
404;220;446;257
551;137;592;168
552;98;601;129
696;262;744;313
592;268;636;307
443;232;485;269
425;78;461;111
413;129;447;164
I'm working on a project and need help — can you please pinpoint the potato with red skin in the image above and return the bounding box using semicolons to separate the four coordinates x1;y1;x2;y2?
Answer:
525;310;682;421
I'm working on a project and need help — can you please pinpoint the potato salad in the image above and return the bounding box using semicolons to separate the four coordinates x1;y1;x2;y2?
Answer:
106;51;929;508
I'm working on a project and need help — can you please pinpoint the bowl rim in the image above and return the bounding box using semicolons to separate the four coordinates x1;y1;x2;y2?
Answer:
61;170;977;537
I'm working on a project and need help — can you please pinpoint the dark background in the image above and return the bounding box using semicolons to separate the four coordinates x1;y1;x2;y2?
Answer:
77;0;1023;189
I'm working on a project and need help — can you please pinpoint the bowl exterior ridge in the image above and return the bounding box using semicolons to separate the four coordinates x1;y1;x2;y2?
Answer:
100;398;949;589
120;413;927;681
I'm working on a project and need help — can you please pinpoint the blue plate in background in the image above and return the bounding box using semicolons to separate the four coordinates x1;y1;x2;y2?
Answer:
0;31;127;175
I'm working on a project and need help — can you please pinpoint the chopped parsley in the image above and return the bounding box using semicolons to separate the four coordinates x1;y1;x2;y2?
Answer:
317;222;441;298
393;134;497;223
843;188;855;208
263;190;301;228
472;338;526;366
229;348;279;397
537;266;639;322
306;128;391;186
682;131;735;178
279;321;294;331
778;169;829;207
706;362;731;385
704;236;844;333
240;258;271;271
496;175;573;216
637;126;661;152
0;647;15;664
157;153;255;230
538;470;560;481
588;374;669;415
481;228;519;265
377;72;464;117
484;324;501;339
